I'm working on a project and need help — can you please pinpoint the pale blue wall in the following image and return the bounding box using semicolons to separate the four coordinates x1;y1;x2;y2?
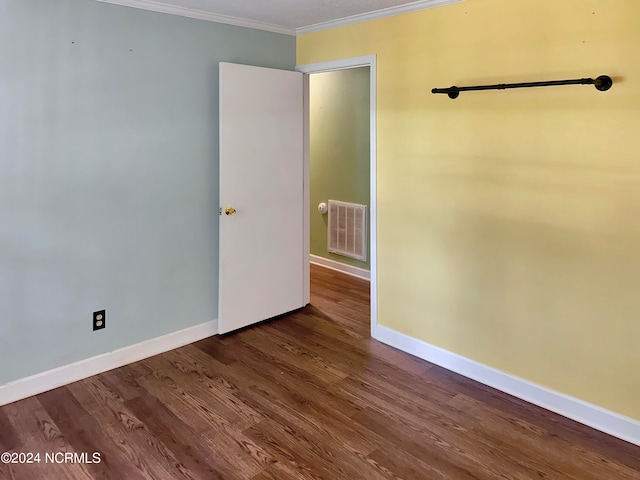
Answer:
0;0;295;383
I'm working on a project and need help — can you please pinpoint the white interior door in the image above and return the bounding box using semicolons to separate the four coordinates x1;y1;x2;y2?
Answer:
219;62;305;334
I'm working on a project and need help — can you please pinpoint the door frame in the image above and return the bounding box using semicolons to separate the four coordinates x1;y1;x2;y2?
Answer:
296;55;378;337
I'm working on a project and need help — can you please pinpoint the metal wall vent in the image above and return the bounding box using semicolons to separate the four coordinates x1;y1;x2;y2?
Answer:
328;200;367;261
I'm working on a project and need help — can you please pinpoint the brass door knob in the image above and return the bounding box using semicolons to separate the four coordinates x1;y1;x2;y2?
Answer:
225;206;237;216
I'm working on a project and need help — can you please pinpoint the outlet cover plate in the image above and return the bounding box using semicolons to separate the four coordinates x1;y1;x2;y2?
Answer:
93;310;106;331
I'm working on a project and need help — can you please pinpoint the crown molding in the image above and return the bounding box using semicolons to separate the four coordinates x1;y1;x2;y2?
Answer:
95;0;296;36
296;0;466;35
96;0;465;37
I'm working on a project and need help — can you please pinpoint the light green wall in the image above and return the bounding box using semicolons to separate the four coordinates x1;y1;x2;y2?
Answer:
310;68;370;269
0;0;295;384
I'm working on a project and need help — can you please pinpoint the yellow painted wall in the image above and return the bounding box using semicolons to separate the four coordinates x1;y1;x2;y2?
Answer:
298;0;640;421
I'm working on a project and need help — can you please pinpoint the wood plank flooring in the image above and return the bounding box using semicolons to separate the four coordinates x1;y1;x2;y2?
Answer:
1;264;639;479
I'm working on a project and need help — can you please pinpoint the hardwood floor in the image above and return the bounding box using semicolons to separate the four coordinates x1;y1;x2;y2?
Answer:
1;264;639;479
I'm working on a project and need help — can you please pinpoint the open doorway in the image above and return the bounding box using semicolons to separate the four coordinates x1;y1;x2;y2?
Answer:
309;67;371;277
297;55;378;336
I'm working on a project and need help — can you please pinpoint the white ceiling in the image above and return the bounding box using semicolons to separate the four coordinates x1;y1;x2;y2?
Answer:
155;0;430;28
97;0;463;35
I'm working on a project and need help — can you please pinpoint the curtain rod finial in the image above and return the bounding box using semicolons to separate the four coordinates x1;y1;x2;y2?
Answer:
595;75;613;92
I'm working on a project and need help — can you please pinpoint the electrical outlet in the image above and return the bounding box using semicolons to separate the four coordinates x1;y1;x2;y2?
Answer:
93;310;106;331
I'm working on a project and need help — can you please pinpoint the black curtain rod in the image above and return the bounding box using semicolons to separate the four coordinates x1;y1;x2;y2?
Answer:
432;75;613;99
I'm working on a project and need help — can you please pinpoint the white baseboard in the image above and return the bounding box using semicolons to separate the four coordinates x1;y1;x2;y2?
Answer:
310;254;370;281
373;324;640;447
0;319;218;407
